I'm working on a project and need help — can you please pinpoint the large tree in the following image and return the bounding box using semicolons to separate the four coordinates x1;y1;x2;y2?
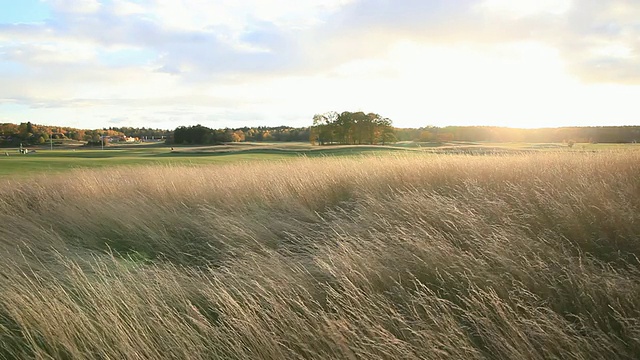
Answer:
311;111;395;145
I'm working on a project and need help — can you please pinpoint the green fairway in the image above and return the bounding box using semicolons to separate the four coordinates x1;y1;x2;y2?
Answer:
0;143;409;177
0;148;290;177
0;154;289;177
1;141;637;178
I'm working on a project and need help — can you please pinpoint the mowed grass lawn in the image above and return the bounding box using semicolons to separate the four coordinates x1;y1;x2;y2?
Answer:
0;143;416;177
3;141;637;178
0;150;291;177
0;146;285;177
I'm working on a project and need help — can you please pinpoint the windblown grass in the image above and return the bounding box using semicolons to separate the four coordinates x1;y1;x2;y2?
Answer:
1;151;639;359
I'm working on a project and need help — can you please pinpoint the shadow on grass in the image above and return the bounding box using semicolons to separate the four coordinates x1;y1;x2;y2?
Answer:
151;146;411;158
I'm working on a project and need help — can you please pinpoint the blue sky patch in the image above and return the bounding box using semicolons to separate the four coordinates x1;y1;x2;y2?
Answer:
0;61;27;76
0;0;51;24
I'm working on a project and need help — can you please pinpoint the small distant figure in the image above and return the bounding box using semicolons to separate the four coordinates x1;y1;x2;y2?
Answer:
4;152;8;156
171;147;174;151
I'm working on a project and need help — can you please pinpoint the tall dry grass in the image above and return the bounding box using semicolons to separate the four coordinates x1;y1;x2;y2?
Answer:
1;151;640;359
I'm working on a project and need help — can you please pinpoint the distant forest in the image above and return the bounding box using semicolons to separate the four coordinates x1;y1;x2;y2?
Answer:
395;126;640;144
169;125;310;145
0;122;171;147
1;121;639;147
168;123;640;145
169;111;397;145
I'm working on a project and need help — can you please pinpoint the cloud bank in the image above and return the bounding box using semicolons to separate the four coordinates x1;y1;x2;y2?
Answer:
0;0;638;128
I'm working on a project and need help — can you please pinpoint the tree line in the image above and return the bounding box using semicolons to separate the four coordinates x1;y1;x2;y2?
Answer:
395;126;640;144
3;121;639;148
0;122;120;146
168;125;310;145
106;127;171;140
0;122;174;147
310;111;396;145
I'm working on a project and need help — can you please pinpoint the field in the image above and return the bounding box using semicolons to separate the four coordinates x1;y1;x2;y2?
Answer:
1;141;635;178
0;142;411;177
1;145;640;359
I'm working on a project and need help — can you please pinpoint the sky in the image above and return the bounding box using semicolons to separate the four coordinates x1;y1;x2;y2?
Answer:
0;0;639;130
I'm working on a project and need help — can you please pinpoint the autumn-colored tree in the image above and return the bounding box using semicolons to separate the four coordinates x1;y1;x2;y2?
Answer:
261;130;273;141
436;132;455;142
419;130;433;142
231;130;245;142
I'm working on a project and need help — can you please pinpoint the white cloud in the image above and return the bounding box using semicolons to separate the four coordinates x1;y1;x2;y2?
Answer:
479;0;572;17
1;0;640;129
589;42;634;60
111;0;146;16
2;43;96;64
45;0;102;13
139;0;355;33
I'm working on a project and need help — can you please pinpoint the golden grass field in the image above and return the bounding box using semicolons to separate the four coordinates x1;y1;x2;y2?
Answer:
1;150;640;359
